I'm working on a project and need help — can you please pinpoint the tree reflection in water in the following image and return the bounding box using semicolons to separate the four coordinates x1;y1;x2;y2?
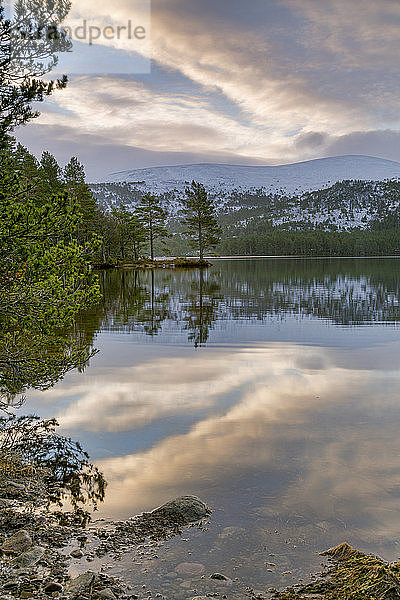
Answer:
79;259;400;347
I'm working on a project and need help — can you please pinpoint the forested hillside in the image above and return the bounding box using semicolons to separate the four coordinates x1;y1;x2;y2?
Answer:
90;178;400;256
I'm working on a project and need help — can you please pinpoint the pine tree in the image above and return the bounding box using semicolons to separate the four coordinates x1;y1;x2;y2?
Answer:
181;181;222;260
63;157;98;243
111;204;146;261
13;143;40;199
0;2;70;140
0;139;100;405
135;193;170;261
38;151;64;198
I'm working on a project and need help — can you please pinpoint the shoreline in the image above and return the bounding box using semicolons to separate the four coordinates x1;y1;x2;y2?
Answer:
93;258;212;270
2;473;399;599
92;254;400;270
0;485;213;600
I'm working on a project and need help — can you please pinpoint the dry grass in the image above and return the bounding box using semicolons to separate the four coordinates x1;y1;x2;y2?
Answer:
273;542;400;600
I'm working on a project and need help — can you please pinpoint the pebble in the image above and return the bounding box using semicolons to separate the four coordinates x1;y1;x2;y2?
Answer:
96;588;116;600
44;581;63;594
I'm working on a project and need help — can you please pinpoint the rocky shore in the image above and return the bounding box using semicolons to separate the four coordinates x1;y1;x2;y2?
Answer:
0;485;212;600
3;469;395;600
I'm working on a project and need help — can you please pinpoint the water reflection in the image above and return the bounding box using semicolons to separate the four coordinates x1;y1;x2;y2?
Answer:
88;342;400;541
23;259;400;589
79;259;400;350
184;270;222;346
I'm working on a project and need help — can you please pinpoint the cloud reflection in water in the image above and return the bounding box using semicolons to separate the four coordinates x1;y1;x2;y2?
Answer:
40;340;400;552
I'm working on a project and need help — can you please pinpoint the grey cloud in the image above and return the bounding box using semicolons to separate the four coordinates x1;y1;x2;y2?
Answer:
14;0;400;175
16;124;268;181
325;130;400;164
295;131;329;150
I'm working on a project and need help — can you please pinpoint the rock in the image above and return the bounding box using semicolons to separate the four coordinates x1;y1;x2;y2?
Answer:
6;482;25;490
11;546;45;568
151;496;210;524
1;530;32;554
191;597;208;600
96;588;116;600
2;580;19;590
210;573;229;580
0;498;14;508
219;526;245;539
70;549;84;558
66;571;95;595
175;562;206;576
44;582;63;594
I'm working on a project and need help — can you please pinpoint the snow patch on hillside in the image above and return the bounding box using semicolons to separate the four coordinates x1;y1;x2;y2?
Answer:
99;155;400;195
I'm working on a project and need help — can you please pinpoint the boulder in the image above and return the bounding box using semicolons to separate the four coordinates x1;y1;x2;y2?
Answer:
66;571;95;595
11;546;45;569
150;496;210;524
1;530;32;555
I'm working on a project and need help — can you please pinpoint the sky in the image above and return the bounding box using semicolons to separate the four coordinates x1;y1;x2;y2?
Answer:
14;0;400;180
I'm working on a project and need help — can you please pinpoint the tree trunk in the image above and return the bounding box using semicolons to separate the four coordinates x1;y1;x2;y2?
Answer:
150;222;154;261
199;221;203;261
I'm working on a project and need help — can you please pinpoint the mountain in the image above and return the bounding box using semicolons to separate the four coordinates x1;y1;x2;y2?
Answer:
90;156;400;239
99;155;400;195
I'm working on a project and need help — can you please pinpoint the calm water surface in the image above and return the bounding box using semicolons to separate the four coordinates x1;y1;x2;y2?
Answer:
26;258;400;596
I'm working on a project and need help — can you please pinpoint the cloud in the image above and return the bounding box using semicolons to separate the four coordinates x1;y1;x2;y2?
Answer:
30;76;272;159
16;124;269;180
324;130;400;163
31;338;400;544
94;343;400;545
15;0;400;175
54;346;284;432
43;341;400;536
295;132;329;150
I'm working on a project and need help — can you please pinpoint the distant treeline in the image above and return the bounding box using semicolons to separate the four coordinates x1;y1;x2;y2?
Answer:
220;229;400;256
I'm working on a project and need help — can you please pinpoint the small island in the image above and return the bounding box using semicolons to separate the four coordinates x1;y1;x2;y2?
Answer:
93;257;212;270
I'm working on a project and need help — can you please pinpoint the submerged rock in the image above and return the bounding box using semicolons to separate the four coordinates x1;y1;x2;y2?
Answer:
95;496;211;560
11;546;45;569
151;496;210;524
66;571;95;595
175;562;206;576
1;530;32;555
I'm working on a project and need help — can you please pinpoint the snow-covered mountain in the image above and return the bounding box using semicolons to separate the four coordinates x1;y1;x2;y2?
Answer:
100;155;400;195
91;155;400;236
